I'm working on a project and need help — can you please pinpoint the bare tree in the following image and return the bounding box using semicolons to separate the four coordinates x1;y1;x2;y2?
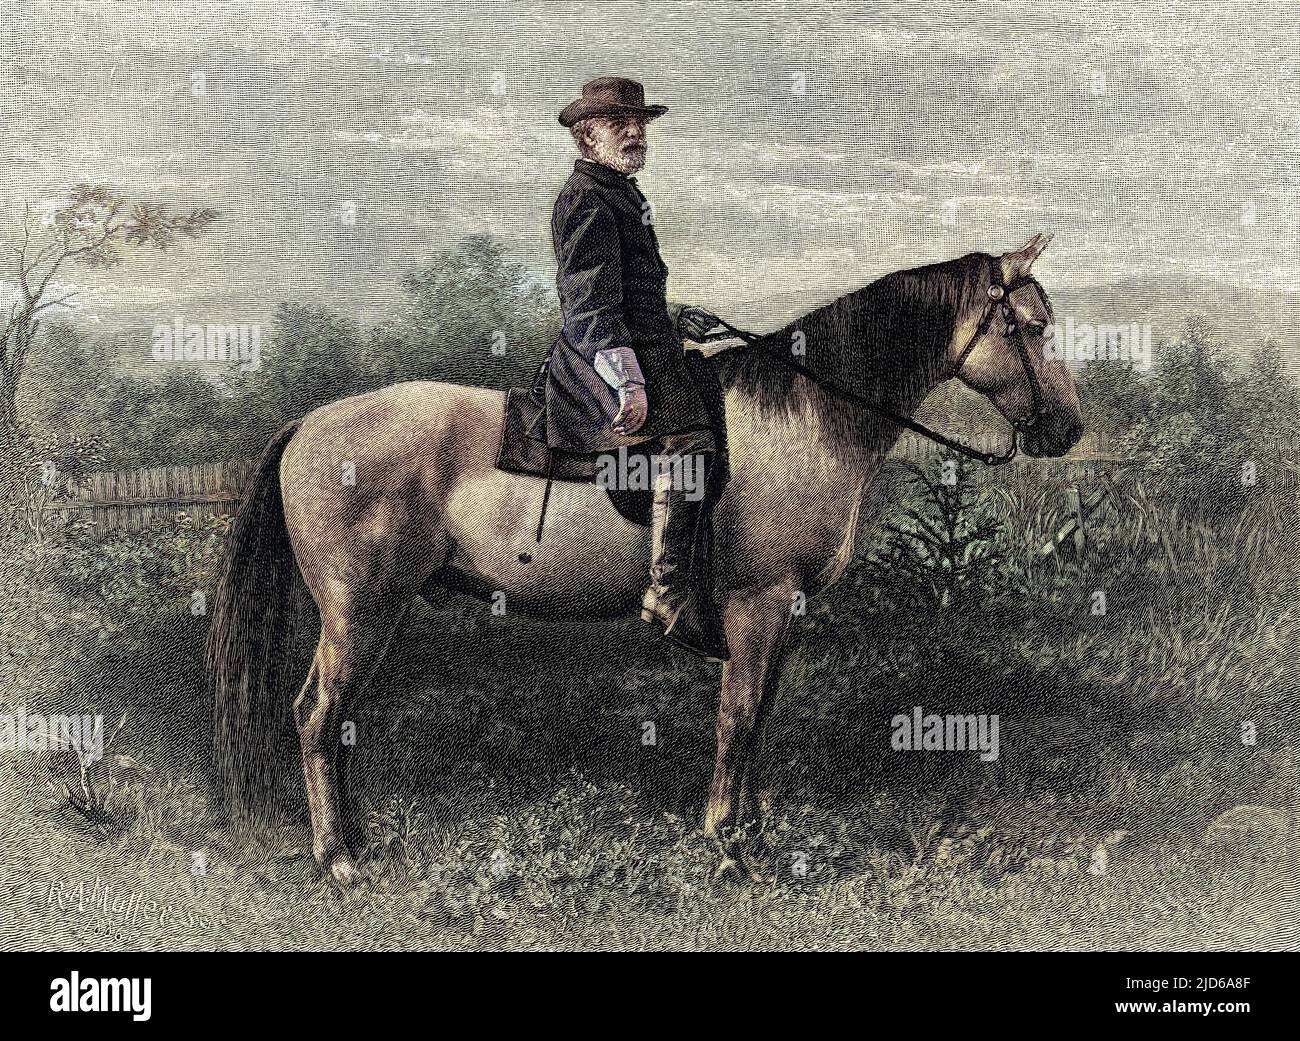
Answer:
0;184;217;434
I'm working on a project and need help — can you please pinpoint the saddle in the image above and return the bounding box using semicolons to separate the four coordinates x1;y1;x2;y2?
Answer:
495;350;728;528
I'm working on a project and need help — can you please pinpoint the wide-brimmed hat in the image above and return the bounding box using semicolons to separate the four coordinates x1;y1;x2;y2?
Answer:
558;77;668;127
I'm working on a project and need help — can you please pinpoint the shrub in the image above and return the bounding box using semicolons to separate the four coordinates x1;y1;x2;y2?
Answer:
852;456;1008;613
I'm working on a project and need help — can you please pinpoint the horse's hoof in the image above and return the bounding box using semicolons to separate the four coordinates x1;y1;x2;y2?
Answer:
327;852;359;885
713;855;743;883
712;851;766;886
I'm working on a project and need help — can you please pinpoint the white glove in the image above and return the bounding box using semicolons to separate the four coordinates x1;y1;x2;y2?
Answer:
613;384;649;435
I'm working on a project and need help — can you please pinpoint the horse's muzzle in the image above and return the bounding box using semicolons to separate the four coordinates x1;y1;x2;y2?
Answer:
1021;414;1084;458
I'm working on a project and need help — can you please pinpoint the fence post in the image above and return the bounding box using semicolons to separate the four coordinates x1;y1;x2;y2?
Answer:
1065;486;1085;560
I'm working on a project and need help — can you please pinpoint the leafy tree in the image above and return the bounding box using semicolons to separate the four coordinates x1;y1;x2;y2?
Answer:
1236;338;1299;450
17;319;244;469
234;235;558;447
388;232;556;390
1148;315;1235;425
0;185;216;435
17;234;561;472
1075;355;1153;440
1116;316;1298;513
238;302;366;445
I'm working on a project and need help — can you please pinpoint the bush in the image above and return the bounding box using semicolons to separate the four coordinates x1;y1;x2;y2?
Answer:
15;234;561;470
1078;315;1300;518
849;456;1008;613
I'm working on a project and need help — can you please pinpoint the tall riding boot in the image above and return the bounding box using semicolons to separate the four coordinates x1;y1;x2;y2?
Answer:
640;475;730;662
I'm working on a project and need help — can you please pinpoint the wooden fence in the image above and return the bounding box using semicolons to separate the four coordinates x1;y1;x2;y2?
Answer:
53;459;257;532
47;429;1133;532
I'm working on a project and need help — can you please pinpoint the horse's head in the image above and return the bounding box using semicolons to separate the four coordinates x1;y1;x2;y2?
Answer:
948;234;1083;458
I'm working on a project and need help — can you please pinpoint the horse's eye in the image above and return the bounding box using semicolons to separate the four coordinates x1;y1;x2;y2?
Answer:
1028;322;1048;337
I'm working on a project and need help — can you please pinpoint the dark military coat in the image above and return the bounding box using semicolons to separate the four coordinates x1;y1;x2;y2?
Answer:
534;158;713;453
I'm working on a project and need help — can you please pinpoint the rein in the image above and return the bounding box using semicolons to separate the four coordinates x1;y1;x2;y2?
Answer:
701;273;1052;467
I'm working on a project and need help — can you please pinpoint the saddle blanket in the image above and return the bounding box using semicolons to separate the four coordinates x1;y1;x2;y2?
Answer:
495;350;729;528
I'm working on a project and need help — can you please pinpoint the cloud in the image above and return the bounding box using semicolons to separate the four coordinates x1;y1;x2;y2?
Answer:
0;0;1295;356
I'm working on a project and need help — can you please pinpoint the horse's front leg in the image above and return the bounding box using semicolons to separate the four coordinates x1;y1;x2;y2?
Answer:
703;582;794;857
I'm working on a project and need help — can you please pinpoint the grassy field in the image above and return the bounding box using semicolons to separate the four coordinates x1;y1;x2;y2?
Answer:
2;460;1298;951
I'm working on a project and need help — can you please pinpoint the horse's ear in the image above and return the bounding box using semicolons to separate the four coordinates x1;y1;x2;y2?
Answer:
1002;232;1054;279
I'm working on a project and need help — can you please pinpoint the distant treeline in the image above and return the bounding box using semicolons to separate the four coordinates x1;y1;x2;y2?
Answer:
20;234;557;473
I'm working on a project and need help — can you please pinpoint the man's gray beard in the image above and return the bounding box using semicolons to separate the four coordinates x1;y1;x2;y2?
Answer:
589;136;646;175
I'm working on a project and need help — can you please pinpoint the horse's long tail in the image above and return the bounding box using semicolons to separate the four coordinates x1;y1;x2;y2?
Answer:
208;420;303;820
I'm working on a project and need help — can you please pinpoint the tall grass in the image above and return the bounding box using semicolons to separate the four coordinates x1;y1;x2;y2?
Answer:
2;451;1296;949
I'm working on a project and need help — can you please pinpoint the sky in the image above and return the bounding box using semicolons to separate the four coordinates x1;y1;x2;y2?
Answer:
2;0;1298;351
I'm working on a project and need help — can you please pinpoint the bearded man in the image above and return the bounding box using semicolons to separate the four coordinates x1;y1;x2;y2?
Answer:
536;76;729;662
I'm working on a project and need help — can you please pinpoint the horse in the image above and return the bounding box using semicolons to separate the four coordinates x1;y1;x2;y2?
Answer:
208;233;1083;884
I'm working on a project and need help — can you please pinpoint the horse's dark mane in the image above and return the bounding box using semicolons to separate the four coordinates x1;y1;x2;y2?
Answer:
711;252;994;427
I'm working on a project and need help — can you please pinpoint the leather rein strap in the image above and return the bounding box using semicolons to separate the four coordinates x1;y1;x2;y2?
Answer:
700;273;1053;467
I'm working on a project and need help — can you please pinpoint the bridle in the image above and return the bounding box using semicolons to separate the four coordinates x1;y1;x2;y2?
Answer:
947;272;1054;453
700;270;1055;466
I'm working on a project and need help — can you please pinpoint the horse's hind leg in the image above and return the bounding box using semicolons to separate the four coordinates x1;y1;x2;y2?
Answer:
703;582;794;843
294;594;407;883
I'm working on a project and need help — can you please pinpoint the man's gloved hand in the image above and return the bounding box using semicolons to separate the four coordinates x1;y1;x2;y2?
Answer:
677;305;724;343
613;383;649;435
